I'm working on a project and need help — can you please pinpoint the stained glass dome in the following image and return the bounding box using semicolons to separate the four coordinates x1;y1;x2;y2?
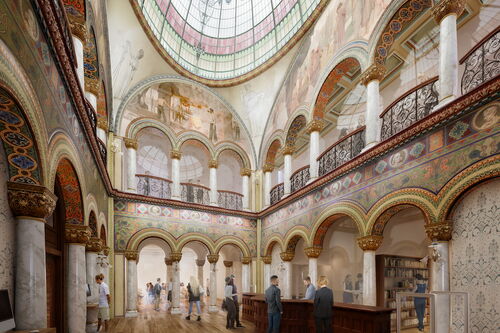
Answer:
133;0;326;85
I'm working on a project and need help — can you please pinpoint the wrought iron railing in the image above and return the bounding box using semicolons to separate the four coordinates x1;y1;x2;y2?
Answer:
317;127;365;177
181;183;210;205
86;100;97;134
136;174;172;199
218;190;243;210
270;183;284;205
290;166;310;193
97;138;107;163
380;78;438;141
461;29;500;94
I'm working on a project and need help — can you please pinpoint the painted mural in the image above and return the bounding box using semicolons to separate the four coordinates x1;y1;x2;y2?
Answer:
261;96;500;253
114;200;257;256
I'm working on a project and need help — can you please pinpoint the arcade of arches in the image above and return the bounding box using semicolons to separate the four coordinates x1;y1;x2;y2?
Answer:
0;0;498;332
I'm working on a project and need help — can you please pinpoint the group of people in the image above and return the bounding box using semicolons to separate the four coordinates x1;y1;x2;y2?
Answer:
223;274;245;329
144;278;173;310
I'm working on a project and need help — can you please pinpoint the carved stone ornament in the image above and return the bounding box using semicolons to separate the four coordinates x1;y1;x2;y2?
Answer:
360;65;386;86
432;0;466;24
65;224;91;245
241;257;252;265
196;259;205;266
304;247;322;258
170;150;182;160
306;119;325;134
124;138;138;150
7;181;57;219
240;168;252;177
124;250;139;261
86;237;103;253
207;254;220;264
208;159;218;169
102;246;110;256
170;252;182;262
164;258;173;266
97;117;109;131
261;255;272;265
357;235;384;251
262;162;274;173
280;251;295;262
282;145;295;156
425;221;453;241
223;260;233;268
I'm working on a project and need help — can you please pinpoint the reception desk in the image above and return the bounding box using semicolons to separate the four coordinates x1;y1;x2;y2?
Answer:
243;293;392;333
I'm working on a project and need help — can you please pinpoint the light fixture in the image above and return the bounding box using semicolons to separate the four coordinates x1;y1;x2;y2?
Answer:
428;242;441;262
97;252;110;268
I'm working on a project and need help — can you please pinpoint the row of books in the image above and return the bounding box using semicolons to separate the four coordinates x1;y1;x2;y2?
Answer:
384;257;427;268
385;268;429;278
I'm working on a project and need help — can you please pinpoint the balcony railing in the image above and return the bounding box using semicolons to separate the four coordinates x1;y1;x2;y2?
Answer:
218;190;243;210
86;100;97;134
380;78;438;141
97;138;106;163
290;166;310;193
136;174;172;199
461;29;500;94
181;182;210;205
270;183;284;205
317;127;365;177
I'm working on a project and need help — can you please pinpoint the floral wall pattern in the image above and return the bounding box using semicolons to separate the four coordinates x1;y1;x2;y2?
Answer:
55;158;84;225
450;179;499;332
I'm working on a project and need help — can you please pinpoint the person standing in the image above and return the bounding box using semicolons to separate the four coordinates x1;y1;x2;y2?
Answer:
167;278;173;305
265;275;283;333
96;274;111;332
153;278;162;311
313;276;334;333
414;273;427;332
224;276;237;329
302;276;316;300
230;274;244;328
185;276;202;321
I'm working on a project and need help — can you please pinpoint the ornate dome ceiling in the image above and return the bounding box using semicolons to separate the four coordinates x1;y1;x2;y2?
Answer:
132;0;328;86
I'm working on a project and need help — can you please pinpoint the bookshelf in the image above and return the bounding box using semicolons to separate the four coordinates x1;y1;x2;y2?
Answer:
376;255;430;331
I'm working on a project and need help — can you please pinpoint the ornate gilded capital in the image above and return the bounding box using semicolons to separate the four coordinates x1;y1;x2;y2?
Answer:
432;0;466;24
102;246;110;256
304;247;322;258
223;260;233;268
164;258;173;266
85;79;100;96
425;221;453;241
124;138;138;150
282;145;295;156
97;117;109;131
360;65;386;86
241;257;252;265
208;159;218;169
357;235;383;251
280;251;294;262
196;259;205;266
262;162;274;173
170;252;182;262
86;237;103;253
69;20;86;43
125;250;139;261
7;182;57;219
240;168;252;177
207;254;220;264
170;150;182;160
306;119;325;134
65;224;91;245
261;255;272;265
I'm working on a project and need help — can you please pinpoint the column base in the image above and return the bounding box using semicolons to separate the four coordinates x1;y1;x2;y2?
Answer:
125;310;138;317
86;322;98;333
171;307;182;314
208;305;219;313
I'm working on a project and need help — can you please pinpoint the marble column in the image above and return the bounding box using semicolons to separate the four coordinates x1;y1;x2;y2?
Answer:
283;147;294;196
360;65;386;150
241;257;252;293
357;235;383;306
86;238;102;332
209;159;218;206
207;254;220;312
224;260;233;277
124;138;138;193
165;257;172;287
170;252;182;314
426;221;453;333
7;182;56;330
170;150;182;200
262;256;272;290
73;36;85;88
241;168;251;210
196;259;205;288
66;224;92;333
432;0;466;105
280;252;294;299
96;118;108;144
125;250;139;317
306;121;324;182
304;247;322;286
263;163;273;208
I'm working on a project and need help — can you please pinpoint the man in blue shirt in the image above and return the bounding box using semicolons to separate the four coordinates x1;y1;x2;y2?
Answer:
303;276;316;300
265;275;283;333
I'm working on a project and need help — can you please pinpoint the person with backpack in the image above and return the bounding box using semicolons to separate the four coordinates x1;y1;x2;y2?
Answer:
185;276;203;321
153;278;162;311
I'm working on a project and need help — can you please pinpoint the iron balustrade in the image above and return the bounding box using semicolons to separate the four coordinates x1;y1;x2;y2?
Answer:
136;174;172;199
86;100;97;134
97;138;107;163
317;127;365;177
270;183;284;205
380;78;438;141
218;190;243;210
290;166;310;193
181;182;210;205
461;29;500;94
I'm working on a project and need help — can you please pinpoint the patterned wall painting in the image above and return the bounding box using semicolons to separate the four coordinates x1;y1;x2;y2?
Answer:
89;210;98;237
261;98;500;253
450;179;499;332
114;200;257;256
56;158;84;225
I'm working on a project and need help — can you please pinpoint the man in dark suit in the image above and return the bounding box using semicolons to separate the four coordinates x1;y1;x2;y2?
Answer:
313;276;334;333
265;275;283;333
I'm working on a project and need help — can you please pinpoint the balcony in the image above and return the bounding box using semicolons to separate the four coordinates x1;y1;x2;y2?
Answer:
97;138;106;163
181;182;210;205
218;190;243;210
290;165;310;193
136;174;172;199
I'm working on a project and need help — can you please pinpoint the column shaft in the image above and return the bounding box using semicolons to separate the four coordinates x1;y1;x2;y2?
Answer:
242;175;250;210
264;171;271;207
125;260;138;317
438;15;460;103
431;242;450;333
242;263;251;293
126;147;137;193
282;261;292;299
86;92;98;110
73;36;84;88
363;250;377;306
209;167;218;205
67;244;87;332
263;264;271;290
171;261;181;314
365;80;381;149
171;157;180;199
209;262;218;312
309;131;320;180
283;154;292;196
308;258;318;287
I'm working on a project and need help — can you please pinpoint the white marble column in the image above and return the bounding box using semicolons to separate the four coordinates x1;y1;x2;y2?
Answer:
73;36;85;88
125;250;139;317
86;92;98;110
124;138;138;193
357;236;383;306
209;160;218;206
241;168;251;210
283;148;293;196
96;118;108;143
207;254;219;312
360;65;386;150
307;121;323;182
280;252;294;299
164;258;172;288
433;0;465;105
170;150;182;200
170;253;182;314
66;225;91;333
196;259;205;288
262;256;272;290
263;164;273;208
304;247;321;286
242;257;252;293
86;238;102;333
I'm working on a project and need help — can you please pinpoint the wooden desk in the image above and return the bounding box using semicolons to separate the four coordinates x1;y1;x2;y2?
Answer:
241;292;258;321
249;296;392;333
8;329;56;333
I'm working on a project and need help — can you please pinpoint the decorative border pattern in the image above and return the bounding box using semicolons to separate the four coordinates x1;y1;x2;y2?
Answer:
56;158;84;225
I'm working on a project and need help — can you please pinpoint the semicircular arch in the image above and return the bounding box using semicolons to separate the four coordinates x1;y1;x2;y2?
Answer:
283;226;310;254
214;142;252;169
263;235;285;257
177;132;215;157
214;236;252;258
176;233;216;254
127;118;177;147
127;228;177;253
